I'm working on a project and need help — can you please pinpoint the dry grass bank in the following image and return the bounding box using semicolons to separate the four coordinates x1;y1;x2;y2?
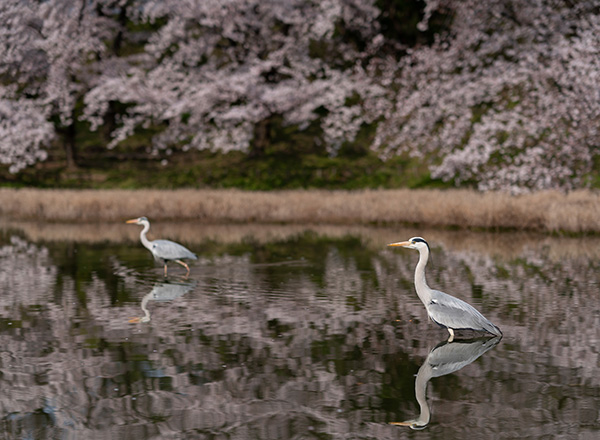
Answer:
1;188;599;233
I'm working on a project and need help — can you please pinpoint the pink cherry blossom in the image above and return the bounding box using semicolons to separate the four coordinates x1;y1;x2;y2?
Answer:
1;0;598;192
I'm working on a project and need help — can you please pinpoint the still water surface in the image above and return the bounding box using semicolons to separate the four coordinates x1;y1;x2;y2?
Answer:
0;222;598;439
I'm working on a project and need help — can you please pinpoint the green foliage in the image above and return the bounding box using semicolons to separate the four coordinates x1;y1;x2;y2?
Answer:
1;107;450;190
583;153;600;188
0;144;443;190
110;148;438;190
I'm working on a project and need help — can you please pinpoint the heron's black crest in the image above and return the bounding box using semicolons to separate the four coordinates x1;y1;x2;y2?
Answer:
411;237;432;265
411;237;430;252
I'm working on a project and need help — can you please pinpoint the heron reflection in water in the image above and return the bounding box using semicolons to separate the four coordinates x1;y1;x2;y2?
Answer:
126;216;197;277
129;280;197;323
388;237;502;341
391;336;501;429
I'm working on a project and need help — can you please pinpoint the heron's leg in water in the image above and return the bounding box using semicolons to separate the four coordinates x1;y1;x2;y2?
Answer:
164;264;168;277
447;328;455;343
175;260;190;276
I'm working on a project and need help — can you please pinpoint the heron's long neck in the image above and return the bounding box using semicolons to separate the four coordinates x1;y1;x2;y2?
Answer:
140;293;152;321
140;223;153;251
414;247;432;305
412;364;432;427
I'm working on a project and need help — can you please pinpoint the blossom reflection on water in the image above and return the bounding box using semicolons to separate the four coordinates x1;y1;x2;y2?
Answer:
0;223;598;439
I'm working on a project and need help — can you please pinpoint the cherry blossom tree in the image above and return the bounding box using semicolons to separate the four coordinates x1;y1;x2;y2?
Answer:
1;2;52;172
0;0;109;169
82;0;392;157
0;94;53;173
374;0;600;192
1;0;599;192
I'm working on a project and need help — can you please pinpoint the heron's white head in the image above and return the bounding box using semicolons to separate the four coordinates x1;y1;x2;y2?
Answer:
126;216;149;226
387;237;430;252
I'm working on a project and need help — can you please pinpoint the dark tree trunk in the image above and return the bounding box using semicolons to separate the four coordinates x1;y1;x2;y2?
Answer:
250;118;271;158
62;122;78;170
100;4;128;143
103;101;118;142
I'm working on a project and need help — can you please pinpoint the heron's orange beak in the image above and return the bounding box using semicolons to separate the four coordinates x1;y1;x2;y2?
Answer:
387;241;411;247
389;422;413;426
126;218;139;224
128;317;141;323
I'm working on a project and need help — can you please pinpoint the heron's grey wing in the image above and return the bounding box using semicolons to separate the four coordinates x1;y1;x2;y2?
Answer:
426;337;501;377
151;239;197;261
427;291;500;335
151;281;197;301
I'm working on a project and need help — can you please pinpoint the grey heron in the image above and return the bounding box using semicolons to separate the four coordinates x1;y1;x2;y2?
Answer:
126;216;197;276
391;336;501;429
388;237;501;341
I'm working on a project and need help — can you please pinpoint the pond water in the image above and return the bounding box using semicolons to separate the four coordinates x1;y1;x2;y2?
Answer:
0;221;598;439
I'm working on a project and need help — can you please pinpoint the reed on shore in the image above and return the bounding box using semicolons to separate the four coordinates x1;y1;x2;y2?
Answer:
1;188;599;234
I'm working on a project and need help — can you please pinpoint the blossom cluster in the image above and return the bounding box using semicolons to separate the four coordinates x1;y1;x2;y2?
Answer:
374;0;600;192
81;0;390;155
